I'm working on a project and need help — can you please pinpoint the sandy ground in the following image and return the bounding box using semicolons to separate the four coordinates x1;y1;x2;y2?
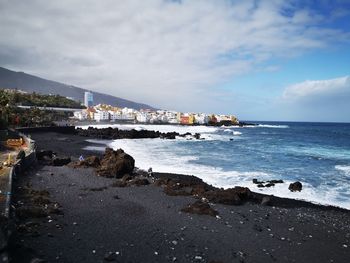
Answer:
7;131;350;263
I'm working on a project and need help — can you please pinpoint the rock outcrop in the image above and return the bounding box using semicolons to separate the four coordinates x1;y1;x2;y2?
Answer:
76;127;202;140
52;157;71;166
96;148;135;178
203;187;251;205
73;156;101;168
252;179;284;188
289;181;302;192
181;200;218;216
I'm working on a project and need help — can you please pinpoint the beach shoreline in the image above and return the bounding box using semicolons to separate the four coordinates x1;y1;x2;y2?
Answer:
7;131;350;262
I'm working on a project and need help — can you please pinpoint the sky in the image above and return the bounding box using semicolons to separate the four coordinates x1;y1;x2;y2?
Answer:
0;0;350;122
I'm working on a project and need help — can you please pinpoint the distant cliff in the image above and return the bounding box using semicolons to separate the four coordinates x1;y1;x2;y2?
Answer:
0;67;155;110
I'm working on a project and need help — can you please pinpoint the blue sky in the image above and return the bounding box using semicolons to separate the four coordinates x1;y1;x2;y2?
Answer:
0;0;349;122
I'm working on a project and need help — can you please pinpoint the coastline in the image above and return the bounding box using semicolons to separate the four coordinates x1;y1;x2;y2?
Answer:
6;130;350;262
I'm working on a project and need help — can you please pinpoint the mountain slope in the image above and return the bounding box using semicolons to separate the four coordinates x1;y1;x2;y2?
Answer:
0;67;155;110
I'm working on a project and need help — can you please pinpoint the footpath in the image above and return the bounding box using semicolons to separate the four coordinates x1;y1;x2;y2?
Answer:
0;129;36;263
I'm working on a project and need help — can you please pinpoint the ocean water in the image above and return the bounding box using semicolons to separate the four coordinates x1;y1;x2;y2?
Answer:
78;122;350;209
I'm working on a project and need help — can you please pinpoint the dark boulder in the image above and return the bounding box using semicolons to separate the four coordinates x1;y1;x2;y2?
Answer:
268;180;284;184
194;133;201;139
181;200;218;217
96;148;135;178
203;187;251;205
52;157;71;166
289;181;302;192
252;178;265;184
158;175;215;196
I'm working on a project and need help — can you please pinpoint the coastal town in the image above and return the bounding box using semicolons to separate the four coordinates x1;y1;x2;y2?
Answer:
74;92;239;125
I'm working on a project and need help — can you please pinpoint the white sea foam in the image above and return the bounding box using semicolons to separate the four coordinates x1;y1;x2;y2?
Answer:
81;137;350;209
81;135;350;209
223;129;242;136
257;124;289;128
335;165;350;176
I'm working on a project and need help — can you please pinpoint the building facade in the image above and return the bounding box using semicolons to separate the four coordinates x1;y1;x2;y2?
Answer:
84;91;94;107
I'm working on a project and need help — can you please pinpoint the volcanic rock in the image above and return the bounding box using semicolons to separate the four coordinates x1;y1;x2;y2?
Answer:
96;148;135;178
203;187;251;205
76;156;100;168
181;200;218;216
268;180;284;184
52;157;71;166
159;176;214;196
289;181;302;192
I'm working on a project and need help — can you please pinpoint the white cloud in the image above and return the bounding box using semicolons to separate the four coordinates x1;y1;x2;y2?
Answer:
0;0;349;111
282;76;350;100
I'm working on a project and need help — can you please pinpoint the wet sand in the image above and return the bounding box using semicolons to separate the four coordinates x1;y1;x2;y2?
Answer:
8;131;350;263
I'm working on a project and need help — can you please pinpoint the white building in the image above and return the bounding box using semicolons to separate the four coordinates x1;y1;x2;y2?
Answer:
136;112;150;123
73;111;88;120
109;111;123;121
93;110;109;122
194;114;209;124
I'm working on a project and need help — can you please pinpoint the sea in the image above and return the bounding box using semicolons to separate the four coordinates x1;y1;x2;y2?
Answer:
78;122;350;209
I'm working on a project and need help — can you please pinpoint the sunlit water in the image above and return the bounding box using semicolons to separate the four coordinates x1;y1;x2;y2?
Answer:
78;122;350;209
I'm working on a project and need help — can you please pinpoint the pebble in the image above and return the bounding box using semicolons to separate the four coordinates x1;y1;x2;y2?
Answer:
172;240;178;245
343;244;348;248
154;251;158;255
194;256;202;260
92;250;96;254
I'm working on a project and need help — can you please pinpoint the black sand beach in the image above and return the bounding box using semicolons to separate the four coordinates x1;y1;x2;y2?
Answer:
8;131;350;262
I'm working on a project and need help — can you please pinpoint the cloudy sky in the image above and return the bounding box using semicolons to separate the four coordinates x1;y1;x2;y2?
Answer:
1;0;350;122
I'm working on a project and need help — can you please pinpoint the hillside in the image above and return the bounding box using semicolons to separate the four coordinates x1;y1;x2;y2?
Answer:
0;67;155;110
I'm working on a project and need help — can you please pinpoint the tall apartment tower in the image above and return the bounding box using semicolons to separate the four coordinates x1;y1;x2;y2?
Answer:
84;91;93;107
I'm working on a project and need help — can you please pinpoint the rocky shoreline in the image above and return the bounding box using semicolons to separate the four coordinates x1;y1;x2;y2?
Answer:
76;126;202;140
6;131;350;262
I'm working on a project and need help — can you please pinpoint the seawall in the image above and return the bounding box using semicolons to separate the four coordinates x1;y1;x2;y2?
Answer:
16;125;76;134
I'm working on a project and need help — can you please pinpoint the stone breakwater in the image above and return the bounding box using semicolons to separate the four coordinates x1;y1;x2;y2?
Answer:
76;126;201;140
